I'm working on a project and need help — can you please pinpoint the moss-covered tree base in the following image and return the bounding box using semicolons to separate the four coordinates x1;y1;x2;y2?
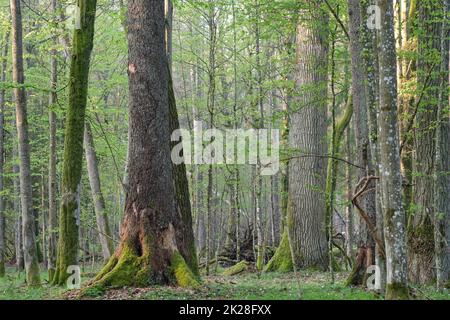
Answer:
385;283;410;300
84;242;200;295
264;231;293;273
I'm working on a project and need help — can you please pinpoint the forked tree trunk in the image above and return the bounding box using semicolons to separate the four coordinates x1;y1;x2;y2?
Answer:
52;0;97;286
91;0;198;289
377;0;409;300
84;122;114;261
10;0;40;286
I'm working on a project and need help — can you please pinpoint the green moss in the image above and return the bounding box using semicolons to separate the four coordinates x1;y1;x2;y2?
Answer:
386;283;410;300
264;231;293;273
170;251;200;288
52;197;79;286
53;0;97;287
93;255;118;283
222;261;249;276
94;244;143;288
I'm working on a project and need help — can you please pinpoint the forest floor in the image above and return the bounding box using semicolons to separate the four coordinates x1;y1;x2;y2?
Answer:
0;265;449;300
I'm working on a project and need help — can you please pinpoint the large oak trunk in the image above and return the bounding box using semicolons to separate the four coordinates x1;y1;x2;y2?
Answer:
91;0;198;289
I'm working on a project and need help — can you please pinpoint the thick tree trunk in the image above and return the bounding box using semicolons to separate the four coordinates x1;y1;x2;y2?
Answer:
0;30;9;278
91;0;198;290
10;0;40;286
377;0;409;300
409;0;444;284
287;3;329;270
52;0;97;286
434;0;450;289
84;122;114;261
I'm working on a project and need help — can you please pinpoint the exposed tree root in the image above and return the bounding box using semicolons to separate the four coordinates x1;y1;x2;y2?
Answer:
82;242;200;297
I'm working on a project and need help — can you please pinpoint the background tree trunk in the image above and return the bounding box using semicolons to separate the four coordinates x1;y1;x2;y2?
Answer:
409;0;444;285
84;122;114;261
53;0;98;286
0;30;9;278
47;0;58;282
377;0;409;300
10;0;40;286
433;0;450;289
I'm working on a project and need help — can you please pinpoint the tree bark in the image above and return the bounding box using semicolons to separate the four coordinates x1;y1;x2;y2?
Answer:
47;0;58;282
52;0;98;286
84;122;114;261
0;30;9;278
434;0;450;289
346;0;377;287
377;0;409;300
409;0;444;285
360;0;386;291
10;0;40;286
287;2;329;270
91;0;199;289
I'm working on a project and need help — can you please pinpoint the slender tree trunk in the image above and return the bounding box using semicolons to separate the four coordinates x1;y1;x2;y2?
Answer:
10;0;40;286
205;0;217;276
0;30;9;278
92;0;198;289
52;0;98;286
346;0;377;287
47;0;58;282
13;145;23;271
360;0;386;291
345;128;354;260
254;0;266;272
84;122;114;261
377;0;409;300
399;0;414;210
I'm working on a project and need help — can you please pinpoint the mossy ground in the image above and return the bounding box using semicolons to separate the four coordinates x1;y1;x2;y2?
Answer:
1;265;449;300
